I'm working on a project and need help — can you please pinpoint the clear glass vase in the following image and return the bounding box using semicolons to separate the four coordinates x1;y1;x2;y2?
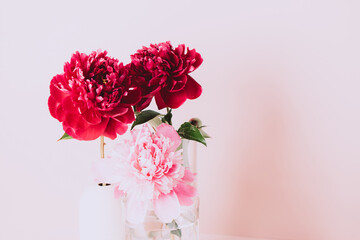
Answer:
124;139;199;240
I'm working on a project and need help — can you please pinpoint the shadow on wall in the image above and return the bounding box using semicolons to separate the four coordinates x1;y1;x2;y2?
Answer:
225;65;319;239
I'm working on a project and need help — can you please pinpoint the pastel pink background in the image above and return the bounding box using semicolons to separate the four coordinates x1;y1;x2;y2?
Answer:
1;0;359;239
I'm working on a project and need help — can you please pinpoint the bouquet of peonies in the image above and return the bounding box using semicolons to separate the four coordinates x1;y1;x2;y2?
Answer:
48;41;208;239
94;123;197;224
49;42;204;141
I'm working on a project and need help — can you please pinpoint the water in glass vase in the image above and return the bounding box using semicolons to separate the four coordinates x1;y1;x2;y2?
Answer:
125;196;199;240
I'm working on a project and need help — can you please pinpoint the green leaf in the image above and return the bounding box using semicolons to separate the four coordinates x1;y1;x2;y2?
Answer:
58;132;73;141
166;220;178;229
162;109;173;125
171;229;182;238
178;122;207;146
167;220;182;238
189;118;211;139
131;110;161;130
148;231;158;238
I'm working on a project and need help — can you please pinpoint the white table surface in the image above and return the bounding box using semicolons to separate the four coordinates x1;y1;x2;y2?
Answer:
201;234;273;240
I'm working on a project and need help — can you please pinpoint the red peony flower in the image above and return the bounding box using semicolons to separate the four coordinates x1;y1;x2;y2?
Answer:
48;50;141;141
128;42;203;111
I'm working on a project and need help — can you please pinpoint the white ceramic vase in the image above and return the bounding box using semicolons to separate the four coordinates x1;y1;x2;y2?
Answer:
79;184;125;240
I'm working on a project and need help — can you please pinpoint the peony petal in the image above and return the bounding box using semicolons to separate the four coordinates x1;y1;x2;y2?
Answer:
126;196;148;224
185;49;196;64
82;109;102;125
149;76;162;88
63;113;89;131
63;127;76;139
174;182;197;198
62;96;78;114
115;107;135;124
115;122;129;135
189;52;203;72
174;191;194;206
175;44;185;56
72;118;109;140
48;96;60;120
172;63;187;77
173;183;197;206
154;92;167;110
176;195;193;206
103;126;117;140
170;75;187;92
114;186;125;199
104;106;129;118
168;51;179;67
136;97;153;112
49;74;69;101
103;118;128;140
156;124;181;150
153;192;180;223
182;168;196;183
160;88;187;109
122;88;141;105
54;104;65;122
184;75;202;100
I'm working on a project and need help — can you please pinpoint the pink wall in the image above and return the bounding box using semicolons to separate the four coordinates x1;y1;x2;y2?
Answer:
1;1;360;239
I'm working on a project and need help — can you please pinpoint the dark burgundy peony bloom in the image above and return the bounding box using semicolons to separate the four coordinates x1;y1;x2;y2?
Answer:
48;50;141;140
128;42;203;110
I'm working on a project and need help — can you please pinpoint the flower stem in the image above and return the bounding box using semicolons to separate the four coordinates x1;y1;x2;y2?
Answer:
100;136;105;159
99;136;108;186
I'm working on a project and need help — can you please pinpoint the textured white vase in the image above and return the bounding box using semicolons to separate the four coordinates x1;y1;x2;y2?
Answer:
79;184;124;240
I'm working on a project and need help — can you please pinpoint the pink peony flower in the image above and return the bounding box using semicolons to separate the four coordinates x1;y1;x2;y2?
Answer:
128;41;203;111
93;123;197;223
48;50;141;140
